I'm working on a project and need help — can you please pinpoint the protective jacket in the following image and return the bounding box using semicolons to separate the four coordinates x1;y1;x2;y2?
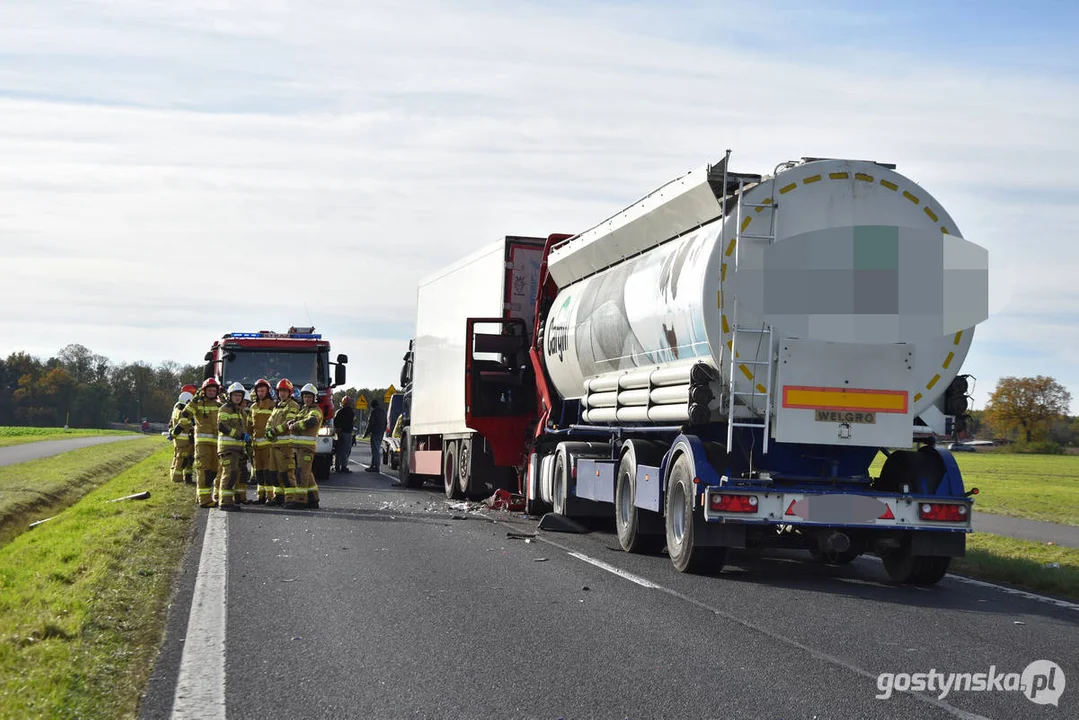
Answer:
290;404;323;451
217;400;249;454
267;397;301;442
181;392;221;448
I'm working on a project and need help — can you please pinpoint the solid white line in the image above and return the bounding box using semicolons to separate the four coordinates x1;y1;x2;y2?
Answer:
860;556;1079;612
567;551;661;588
170;511;228;720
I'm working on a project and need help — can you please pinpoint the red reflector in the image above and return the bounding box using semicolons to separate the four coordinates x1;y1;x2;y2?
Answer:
878;504;894;520
785;500;797;516
710;494;759;513
919;503;968;522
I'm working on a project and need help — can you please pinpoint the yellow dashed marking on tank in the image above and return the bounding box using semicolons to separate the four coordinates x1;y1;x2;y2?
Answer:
914;392;923;402
954;331;963;345
924;207;939;222
727;340;733;350
903;190;920;204
739;364;754;380
943;351;955;369
717;290;723;309
725;238;737;257
855;173;874;182
756;383;768;393
755;198;773;213
721;263;727;281
741;216;752;232
779;182;797;194
829;172;849;180
941;226;949;234
926;374;941;390
803;174;822;184
722;315;730;333
880;179;898;191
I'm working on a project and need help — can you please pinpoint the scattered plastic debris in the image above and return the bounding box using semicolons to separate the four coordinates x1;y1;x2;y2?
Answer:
534;557;549;562
107;491;151;503
1044;562;1061;569
28;516;57;529
485;489;526;512
1014;621;1025;625
506;531;537;540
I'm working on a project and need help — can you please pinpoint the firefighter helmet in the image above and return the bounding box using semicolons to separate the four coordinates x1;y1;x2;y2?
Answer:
243;389;252;403
300;383;318;397
178;391;194;404
181;384;198;395
201;378;220;391
254;378;272;391
340;395;351;406
276;378;294;395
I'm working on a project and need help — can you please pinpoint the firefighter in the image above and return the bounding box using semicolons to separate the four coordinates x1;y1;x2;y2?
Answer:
233;389;254;503
249;378;276;503
216;382;250;511
288;383;323;510
265;379;301;507
179;378;222;508
169;384;198;484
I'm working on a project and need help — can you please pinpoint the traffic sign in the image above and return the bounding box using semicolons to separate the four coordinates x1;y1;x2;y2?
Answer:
384;385;397;405
355;395;369;410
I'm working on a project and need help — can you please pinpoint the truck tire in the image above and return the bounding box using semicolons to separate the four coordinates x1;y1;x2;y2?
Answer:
615;448;663;554
399;430;423;489
443;442;465;500
881;550;951;586
665;454;726;575
552;449;569;516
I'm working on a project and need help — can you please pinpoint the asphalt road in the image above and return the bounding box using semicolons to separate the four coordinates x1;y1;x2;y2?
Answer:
0;434;144;467
141;445;1078;720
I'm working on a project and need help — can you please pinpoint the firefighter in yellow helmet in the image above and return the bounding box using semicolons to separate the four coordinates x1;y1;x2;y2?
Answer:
215;382;250;511
249;378;276;503
265;379;301;506
169;384;198;483
179;378;222;508
288;383;323;510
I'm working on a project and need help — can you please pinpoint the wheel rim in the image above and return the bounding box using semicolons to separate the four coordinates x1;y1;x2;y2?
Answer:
670;479;687;546
554;454;565;511
617;471;632;530
458;443;470;494
444;448;456;494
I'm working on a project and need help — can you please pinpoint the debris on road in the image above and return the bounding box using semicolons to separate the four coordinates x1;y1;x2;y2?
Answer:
28;516;58;529
538;513;589;534
484;489;526;512
107;491;151;503
534;557;549;562
448;500;484;512
506;531;537;540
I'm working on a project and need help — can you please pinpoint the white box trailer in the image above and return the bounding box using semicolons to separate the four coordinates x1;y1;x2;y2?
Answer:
405;236;546;496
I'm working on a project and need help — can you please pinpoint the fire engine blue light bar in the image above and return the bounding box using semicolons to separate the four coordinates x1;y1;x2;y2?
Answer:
225;332;322;339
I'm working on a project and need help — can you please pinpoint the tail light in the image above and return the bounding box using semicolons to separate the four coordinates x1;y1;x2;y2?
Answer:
711;494;759;513
919;503;968;522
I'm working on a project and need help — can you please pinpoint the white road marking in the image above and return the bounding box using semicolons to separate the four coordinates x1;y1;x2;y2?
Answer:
860;555;1079;612
170;511;228;720
566;551;661;589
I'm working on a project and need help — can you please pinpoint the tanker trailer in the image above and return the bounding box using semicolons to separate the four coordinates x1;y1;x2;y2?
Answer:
526;152;989;583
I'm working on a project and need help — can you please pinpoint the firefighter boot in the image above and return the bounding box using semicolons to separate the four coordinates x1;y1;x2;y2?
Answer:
197;471;215;508
255;470;267;504
268;472;285;506
308;483;320;510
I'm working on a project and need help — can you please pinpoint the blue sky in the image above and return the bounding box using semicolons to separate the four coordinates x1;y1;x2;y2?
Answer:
0;0;1076;413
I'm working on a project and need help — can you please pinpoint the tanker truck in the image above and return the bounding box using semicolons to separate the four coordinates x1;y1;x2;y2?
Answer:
401;152;989;585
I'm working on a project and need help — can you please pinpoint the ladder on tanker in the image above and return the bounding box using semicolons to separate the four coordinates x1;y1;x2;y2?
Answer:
721;151;778;456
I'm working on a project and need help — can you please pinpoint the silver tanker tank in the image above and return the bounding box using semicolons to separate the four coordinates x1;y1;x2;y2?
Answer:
541;157;989;449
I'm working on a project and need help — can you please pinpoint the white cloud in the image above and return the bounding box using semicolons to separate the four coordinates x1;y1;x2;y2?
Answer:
1;0;1077;413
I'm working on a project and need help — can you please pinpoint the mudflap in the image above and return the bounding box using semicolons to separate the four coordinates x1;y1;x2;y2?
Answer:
694;518;748;549
910;529;967;557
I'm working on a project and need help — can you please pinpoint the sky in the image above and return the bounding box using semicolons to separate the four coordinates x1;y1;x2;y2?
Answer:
1;0;1077;412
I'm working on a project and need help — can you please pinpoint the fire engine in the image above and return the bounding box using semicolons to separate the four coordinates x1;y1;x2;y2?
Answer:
202;326;348;480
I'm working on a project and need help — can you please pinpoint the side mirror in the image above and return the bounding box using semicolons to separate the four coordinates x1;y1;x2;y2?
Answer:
203;362;214;380
334;364;347;387
204;351;213;362
337;354;348;364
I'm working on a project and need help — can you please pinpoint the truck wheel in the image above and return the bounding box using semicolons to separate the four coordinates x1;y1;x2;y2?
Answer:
457;439;478;498
552;450;569;516
881;550;951;586
443;442;464;500
399;430;423;489
665;454;726;575
615;452;663;554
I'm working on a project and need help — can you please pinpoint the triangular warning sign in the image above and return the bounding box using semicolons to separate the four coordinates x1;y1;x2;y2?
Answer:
785;500;797;516
878;504;895;520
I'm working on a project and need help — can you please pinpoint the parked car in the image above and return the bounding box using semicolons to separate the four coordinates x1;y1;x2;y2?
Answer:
948;442;977;452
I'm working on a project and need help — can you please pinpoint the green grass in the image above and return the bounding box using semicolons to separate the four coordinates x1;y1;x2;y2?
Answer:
953;533;1079;602
0;426;139;448
0;437;164;547
871;451;1079;527
0;446;196;720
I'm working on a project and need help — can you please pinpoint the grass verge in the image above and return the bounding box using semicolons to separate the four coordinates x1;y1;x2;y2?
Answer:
0;427;139;448
0;437;164;547
952;533;1079;602
0;446;196;720
871;451;1079;527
